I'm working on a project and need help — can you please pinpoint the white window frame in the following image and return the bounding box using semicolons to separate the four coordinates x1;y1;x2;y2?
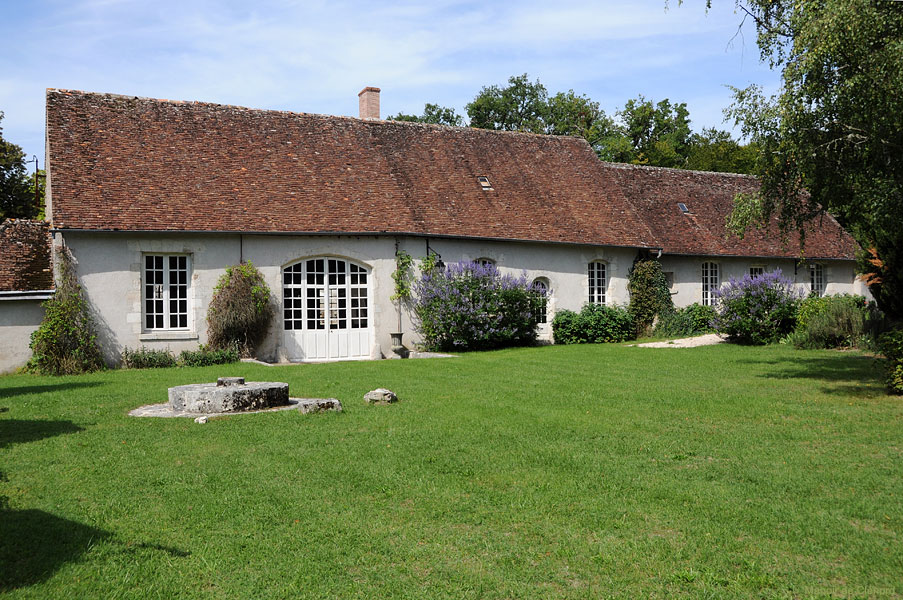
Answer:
531;278;550;324
282;258;369;332
749;265;765;278
810;263;825;296
701;262;719;306
143;254;191;331
588;261;607;305
475;257;495;267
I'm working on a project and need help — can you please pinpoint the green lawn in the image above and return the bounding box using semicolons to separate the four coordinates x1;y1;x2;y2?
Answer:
1;343;901;599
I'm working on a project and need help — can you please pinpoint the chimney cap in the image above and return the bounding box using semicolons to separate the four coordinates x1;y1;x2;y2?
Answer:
358;86;381;97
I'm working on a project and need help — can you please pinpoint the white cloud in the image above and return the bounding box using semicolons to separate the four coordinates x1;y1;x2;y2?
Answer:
0;0;777;161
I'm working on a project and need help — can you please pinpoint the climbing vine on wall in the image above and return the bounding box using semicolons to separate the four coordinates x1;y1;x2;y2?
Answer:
391;250;415;301
28;247;105;375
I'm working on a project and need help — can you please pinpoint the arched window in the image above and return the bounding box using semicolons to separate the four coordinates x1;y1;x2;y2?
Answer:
475;257;495;267
531;278;549;324
282;257;371;361
701;262;719;306
588;262;606;305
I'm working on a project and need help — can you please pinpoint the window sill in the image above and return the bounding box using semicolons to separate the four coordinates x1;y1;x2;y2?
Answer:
139;331;198;342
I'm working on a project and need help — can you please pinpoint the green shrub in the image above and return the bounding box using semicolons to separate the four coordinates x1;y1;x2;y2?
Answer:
119;344;239;369
654;303;716;338
121;346;177;369
207;261;274;357
789;295;885;350
880;330;903;394
796;294;868;330
627;259;673;337
552;303;635;344
179;345;240;367
27;248;105;375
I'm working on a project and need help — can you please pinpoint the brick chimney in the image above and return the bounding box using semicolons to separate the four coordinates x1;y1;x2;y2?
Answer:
358;86;380;120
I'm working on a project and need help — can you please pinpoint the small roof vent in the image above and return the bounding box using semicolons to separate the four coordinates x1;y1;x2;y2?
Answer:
477;176;493;191
677;202;690;214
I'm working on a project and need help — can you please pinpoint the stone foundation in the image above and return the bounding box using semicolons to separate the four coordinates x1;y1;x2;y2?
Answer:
168;380;289;413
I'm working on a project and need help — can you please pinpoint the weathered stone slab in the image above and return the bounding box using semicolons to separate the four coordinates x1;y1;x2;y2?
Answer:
297;398;343;414
364;388;397;404
217;377;245;386
168;381;289;413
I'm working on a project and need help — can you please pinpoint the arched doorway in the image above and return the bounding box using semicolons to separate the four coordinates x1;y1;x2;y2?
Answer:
282;257;371;360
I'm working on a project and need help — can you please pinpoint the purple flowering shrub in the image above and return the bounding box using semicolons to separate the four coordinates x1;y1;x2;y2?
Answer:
712;269;802;344
412;261;545;351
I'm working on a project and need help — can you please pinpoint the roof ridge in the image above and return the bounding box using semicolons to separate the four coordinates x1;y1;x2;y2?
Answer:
46;88;589;144
599;160;758;180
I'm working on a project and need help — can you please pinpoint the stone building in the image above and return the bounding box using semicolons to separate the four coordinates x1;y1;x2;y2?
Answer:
0;219;53;372
26;87;867;365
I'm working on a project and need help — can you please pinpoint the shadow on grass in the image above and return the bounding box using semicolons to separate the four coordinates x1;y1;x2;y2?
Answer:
0;381;104;400
0;508;110;592
0;419;84;449
737;352;885;394
0;508;190;593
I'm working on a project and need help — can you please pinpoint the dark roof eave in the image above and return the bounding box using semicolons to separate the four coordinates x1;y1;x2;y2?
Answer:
0;289;55;300
661;250;856;262
52;227;660;251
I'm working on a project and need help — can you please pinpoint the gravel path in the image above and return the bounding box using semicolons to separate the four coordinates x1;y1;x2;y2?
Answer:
635;333;725;348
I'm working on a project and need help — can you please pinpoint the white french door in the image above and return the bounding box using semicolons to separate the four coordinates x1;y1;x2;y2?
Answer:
283;258;370;360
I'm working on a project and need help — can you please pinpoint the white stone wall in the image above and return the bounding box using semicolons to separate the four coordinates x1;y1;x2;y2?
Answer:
0;300;45;373
59;232;868;363
659;255;871;306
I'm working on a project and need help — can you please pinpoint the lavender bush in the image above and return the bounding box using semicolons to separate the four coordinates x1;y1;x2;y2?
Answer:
412;261;545;351
712;269;802;344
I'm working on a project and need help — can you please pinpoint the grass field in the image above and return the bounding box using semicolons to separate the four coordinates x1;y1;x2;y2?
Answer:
1;343;901;599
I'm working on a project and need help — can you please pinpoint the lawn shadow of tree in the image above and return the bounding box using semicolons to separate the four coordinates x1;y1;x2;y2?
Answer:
0;380;104;400
737;352;885;396
0;419;84;449
0;508;110;592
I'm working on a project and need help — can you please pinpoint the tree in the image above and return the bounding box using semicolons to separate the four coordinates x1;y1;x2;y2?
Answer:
420;74;758;174
713;1;903;319
0;111;37;220
466;74;622;156
546;90;617;156
388;103;463;127
613;96;692;168
466;74;550;133
685;128;759;174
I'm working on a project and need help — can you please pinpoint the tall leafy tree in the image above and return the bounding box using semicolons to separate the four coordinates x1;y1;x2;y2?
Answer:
545;90;617;155
711;1;903;318
613;96;692;168
418;74;758;174
466;74;550;133
388;103;463;127
0;111;37;220
466;75;622;157
685;128;759;174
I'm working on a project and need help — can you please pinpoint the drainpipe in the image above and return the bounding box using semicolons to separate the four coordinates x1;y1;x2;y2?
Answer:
395;238;402;333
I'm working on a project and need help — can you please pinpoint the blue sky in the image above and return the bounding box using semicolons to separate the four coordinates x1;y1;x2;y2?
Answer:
1;0;779;166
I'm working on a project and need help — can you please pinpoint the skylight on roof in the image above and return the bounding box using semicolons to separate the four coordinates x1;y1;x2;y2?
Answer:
477;176;493;191
678;203;689;214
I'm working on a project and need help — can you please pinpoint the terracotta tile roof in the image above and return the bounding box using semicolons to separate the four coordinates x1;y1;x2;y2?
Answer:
46;90;656;249
46;89;858;260
0;219;53;292
606;163;859;260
